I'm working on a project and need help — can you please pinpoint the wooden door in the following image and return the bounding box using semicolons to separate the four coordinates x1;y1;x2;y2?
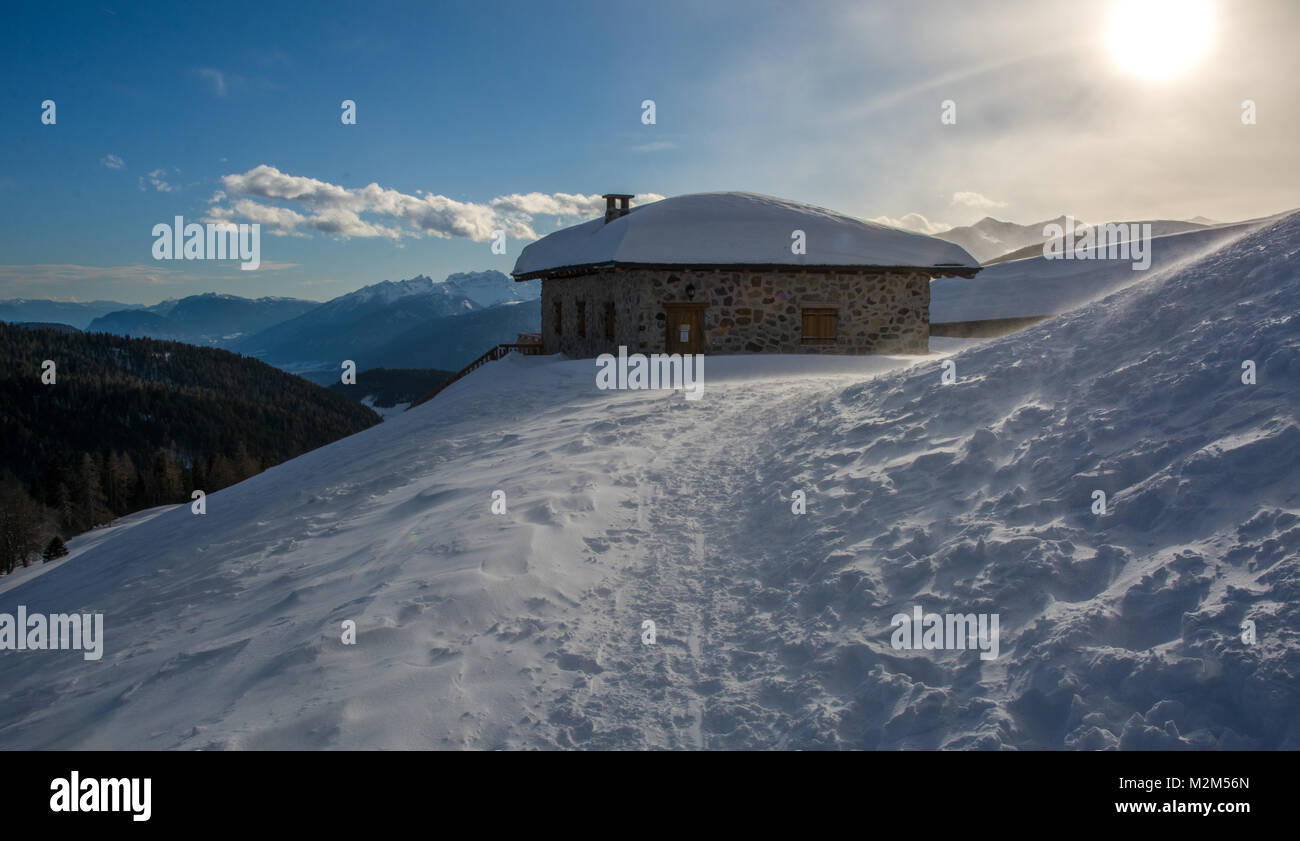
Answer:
664;303;706;354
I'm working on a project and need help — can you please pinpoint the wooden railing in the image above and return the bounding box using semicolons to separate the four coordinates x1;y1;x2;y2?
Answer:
408;343;543;409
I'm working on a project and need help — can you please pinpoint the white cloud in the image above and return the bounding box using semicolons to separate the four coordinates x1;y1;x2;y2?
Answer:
139;169;178;193
0;261;298;299
489;192;608;218
360;183;496;239
951;191;1007;209
305;205;403;239
209;165;664;242
223;165;361;210
206;198;311;236
197;68;228;97
0;263;192;290
101;154;125;170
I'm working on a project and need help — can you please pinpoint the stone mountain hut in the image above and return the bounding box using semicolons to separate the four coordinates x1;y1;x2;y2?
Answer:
511;191;980;357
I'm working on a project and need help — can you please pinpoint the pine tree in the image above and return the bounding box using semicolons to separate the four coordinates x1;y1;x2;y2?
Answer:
105;451;123;513
77;452;112;529
0;480;44;573
233;442;260;482
113;451;137;515
207;453;237;490
54;481;74;533
42;535;69;561
189;455;207;498
149;448;183;504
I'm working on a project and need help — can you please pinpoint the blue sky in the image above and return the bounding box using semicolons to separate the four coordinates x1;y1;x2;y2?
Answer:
2;0;1296;304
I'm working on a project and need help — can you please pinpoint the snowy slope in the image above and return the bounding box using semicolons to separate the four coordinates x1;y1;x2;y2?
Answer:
514;192;979;276
1;214;1297;749
0;506;176;598
360;395;411;420
0;347;973;749
769;214;1298;748
931;218;1272;323
935;216;1211;265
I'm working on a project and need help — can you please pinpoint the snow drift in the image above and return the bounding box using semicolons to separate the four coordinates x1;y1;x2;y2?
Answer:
931;217;1276;323
0;213;1296;749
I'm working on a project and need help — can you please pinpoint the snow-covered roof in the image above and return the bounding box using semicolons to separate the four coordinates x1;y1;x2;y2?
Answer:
512;192;980;279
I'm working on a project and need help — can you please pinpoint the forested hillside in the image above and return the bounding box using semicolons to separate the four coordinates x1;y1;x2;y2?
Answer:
0;323;379;572
328;368;454;408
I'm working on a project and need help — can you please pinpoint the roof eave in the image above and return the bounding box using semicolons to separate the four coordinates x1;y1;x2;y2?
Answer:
512;261;981;281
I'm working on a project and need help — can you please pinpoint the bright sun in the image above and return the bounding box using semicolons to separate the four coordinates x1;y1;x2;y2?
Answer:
1108;0;1214;80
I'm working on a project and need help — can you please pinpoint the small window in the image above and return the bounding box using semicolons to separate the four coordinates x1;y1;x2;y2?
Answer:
604;302;616;340
801;308;837;344
577;300;587;338
553;300;563;336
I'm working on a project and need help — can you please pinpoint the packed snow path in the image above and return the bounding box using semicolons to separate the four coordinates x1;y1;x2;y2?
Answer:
527;369;914;749
1;214;1297;748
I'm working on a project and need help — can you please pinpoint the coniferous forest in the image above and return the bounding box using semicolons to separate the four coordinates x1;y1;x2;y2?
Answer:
327;367;454;407
0;323;380;573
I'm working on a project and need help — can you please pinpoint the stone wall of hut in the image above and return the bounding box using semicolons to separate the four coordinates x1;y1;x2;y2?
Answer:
539;267;930;356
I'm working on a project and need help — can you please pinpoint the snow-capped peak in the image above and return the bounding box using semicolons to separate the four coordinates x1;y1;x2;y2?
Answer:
340;275;445;306
441;270;539;307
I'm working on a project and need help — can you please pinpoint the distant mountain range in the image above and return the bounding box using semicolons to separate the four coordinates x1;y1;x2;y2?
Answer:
227;272;539;380
84;293;320;345
933;210;1299;265
978;219;1218;265
269;297;542;386
13;322;81;333
372;298;542;371
0;299;142;329
226;275;474;375
2;271;542;384
934;216;1212;264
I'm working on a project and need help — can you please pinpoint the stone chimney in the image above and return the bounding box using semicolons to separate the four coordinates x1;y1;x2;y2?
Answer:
602;193;633;224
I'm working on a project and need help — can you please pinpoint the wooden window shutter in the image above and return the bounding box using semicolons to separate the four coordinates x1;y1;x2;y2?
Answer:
604;302;616;340
577;301;587;338
553;300;562;335
801;308;837;344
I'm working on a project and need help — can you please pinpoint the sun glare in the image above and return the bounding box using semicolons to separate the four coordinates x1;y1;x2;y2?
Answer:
1108;0;1214;80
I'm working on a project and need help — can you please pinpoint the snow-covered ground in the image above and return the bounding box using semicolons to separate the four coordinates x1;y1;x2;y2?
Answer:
359;395;411;420
931;218;1273;323
1;213;1296;749
0;506;177;598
